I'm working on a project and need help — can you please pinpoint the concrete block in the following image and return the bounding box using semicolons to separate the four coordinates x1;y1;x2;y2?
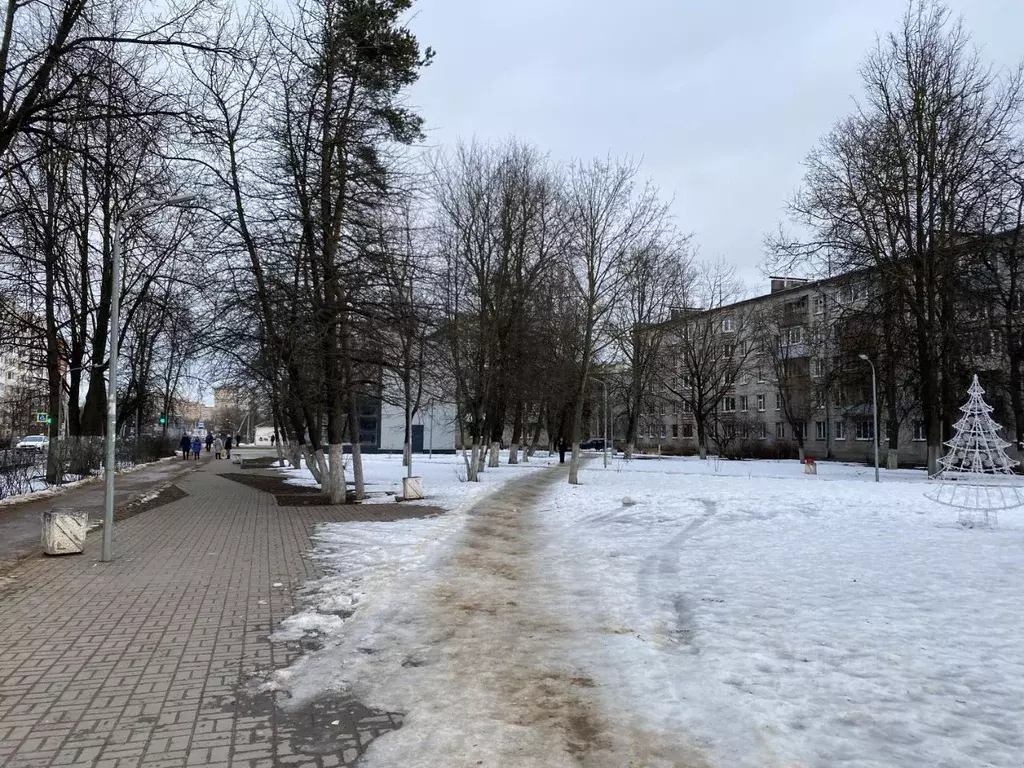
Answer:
41;508;88;555
402;476;424;501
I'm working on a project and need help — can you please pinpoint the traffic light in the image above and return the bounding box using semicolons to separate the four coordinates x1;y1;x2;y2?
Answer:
45;417;52;424
159;416;167;425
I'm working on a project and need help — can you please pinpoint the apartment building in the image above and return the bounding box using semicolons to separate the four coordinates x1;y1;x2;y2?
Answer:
643;272;935;465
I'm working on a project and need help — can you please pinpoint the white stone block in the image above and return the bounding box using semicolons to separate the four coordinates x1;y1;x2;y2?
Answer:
402;476;424;501
41;508;88;555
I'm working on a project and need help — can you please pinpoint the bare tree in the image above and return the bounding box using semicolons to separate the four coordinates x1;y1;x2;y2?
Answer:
659;260;751;459
611;234;691;459
562;156;668;483
768;0;1024;473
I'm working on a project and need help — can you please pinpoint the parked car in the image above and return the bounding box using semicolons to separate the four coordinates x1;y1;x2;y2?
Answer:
579;438;607;451
15;435;49;451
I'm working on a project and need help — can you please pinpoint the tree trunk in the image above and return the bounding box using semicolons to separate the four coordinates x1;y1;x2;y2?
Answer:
696;419;708;460
568;396;585;484
488;440;500;468
327;443;345;504
508;404;523;465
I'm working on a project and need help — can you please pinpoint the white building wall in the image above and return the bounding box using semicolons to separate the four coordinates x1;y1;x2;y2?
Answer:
378;401;458;453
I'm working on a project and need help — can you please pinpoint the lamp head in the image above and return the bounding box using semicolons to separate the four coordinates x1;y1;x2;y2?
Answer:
858;353;869;361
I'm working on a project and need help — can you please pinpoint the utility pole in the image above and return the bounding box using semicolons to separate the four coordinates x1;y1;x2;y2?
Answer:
591;377;609;469
858;354;880;483
103;194;195;562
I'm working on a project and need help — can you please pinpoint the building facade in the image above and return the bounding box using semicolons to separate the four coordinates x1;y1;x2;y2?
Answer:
640;273;939;465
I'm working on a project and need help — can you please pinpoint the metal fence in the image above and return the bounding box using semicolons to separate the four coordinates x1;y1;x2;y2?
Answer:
0;436;177;501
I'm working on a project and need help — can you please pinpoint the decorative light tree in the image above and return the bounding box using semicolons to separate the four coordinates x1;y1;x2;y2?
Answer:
926;375;1024;527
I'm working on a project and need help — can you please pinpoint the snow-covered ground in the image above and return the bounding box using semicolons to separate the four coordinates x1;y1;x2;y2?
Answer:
268;455;1024;767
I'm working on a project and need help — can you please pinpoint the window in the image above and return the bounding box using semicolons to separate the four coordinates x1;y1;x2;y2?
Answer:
723;396;736;413
740;395;749;412
775;422;786;439
810;358;823;378
757;366;766;384
813;295;825;315
796;421;808;439
856;420;875;440
723;343;736;358
913;421;926;441
815;421;827;440
724;422;736;438
661;423;667;438
757;394;765;412
682;423;693;438
722;317;735;332
681;400;692;414
834;421;846;440
758;422;767;439
785;326;803;345
775;394;782;411
725;371;736;387
672;423;679;438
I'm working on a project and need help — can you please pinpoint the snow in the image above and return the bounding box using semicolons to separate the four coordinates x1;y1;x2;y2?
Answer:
266;454;1024;767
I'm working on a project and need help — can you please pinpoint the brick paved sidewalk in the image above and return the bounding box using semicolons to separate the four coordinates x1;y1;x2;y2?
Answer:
0;459;417;768
0;457;198;573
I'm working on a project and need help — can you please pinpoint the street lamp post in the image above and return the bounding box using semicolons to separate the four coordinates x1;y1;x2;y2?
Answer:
591;377;609;469
103;194;195;563
858;353;880;483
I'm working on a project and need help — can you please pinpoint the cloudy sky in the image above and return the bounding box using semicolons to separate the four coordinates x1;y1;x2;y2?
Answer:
405;0;1021;293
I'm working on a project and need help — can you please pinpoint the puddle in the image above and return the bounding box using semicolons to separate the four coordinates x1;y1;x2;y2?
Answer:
233;679;403;766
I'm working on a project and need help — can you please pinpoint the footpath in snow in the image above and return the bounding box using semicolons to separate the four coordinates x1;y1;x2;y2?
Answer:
267;454;1024;767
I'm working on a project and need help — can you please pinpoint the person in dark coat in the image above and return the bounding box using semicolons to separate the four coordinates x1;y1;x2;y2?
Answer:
558;437;568;464
224;433;233;459
205;433;213;453
179;434;191;460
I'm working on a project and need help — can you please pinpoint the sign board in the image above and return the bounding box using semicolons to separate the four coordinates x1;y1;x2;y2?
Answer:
36;412;48;423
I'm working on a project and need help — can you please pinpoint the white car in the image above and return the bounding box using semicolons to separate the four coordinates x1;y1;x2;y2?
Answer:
16;435;49;451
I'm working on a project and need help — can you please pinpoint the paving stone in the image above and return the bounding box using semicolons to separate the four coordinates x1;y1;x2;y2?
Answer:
0;460;409;767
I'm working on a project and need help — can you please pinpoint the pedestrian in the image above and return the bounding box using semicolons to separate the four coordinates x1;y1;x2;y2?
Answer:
179;434;191;460
270;433;277;447
558;437;568;465
205;433;213;453
224;433;233;459
213;436;224;459
191;435;202;460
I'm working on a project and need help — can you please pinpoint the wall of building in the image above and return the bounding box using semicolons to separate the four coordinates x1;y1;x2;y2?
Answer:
378;401;458;453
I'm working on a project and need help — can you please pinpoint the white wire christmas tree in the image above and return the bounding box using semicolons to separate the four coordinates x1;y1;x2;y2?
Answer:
926;374;1024;526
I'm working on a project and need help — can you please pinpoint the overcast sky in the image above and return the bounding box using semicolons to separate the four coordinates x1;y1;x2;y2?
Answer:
405;0;1022;294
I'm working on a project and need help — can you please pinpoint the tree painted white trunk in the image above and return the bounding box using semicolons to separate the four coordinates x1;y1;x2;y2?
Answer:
478;443;488;474
404;441;413;477
467;442;480;481
521;444;530;463
350;443;364;500
508;442;519;464
624;442;634;460
798;445;806;463
305;446;326;485
887;450;898;470
327;443;345;504
275;438;287;468
488;441;500;468
568;442;581;484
